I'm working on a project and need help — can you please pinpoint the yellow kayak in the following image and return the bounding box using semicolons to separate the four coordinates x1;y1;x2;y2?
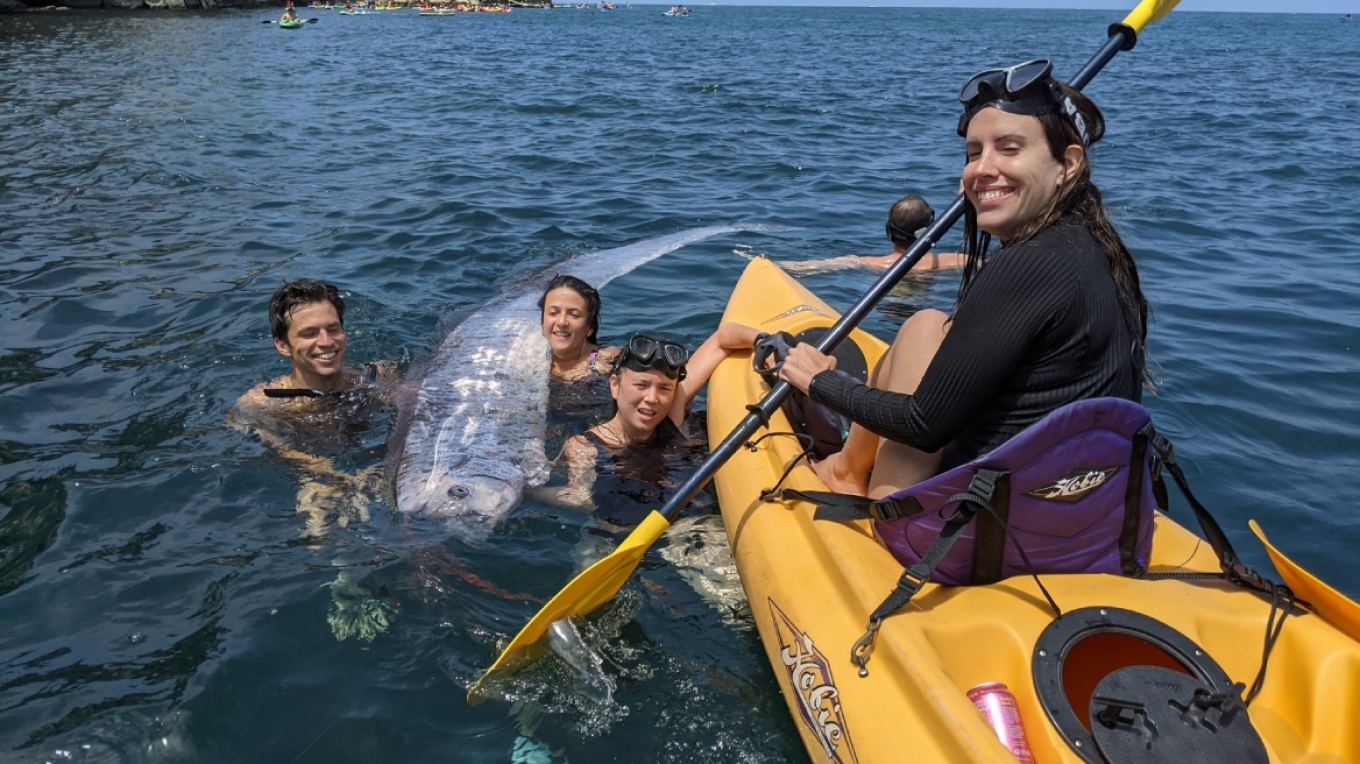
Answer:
709;257;1360;764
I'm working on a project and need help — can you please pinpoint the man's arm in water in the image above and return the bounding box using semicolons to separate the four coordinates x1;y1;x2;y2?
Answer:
741;250;965;277
858;250;966;272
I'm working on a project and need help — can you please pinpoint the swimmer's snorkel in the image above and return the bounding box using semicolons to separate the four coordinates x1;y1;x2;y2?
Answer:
885;209;935;248
615;333;689;382
956;58;1099;148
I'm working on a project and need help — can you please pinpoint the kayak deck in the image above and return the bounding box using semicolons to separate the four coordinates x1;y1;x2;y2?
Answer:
709;257;1360;763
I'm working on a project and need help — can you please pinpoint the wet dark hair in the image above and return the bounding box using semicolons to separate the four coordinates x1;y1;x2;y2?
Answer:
885;195;935;246
959;81;1150;389
538;274;601;345
269;279;345;342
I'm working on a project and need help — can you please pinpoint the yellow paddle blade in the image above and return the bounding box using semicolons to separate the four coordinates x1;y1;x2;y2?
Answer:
1120;0;1181;34
1250;519;1360;644
467;510;672;704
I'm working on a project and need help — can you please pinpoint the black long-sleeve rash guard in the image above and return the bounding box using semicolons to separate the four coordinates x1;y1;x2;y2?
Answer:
809;218;1142;470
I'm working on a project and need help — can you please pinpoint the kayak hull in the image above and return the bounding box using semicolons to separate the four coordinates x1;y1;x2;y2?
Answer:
709;257;1360;764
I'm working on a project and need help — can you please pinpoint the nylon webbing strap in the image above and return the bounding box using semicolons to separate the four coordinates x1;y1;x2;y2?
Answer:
848;470;1002;677
1148;431;1277;598
774;488;926;523
866;469;1001;623
1120;424;1151;575
969;472;1010;584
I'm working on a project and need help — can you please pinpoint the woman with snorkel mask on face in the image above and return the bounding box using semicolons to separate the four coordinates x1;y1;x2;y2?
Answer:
777;59;1152;499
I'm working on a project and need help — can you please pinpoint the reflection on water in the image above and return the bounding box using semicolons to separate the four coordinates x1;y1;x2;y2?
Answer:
0;480;66;599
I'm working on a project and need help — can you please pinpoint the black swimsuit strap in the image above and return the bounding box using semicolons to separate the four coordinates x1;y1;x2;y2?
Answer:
263;387;327;399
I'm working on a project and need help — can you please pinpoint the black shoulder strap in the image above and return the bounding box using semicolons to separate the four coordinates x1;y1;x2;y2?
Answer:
1146;428;1278;598
772;488;927;523
1119;424;1152;576
849;469;1004;676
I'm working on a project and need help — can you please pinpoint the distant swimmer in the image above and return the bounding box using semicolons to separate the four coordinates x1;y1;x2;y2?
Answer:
231;278;399;537
750;194;965;277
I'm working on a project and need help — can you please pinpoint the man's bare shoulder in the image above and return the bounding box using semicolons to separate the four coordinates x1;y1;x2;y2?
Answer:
229;374;307;432
235;374;294;408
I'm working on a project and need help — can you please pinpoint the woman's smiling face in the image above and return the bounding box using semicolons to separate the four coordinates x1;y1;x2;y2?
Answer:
962;107;1078;243
541;286;592;360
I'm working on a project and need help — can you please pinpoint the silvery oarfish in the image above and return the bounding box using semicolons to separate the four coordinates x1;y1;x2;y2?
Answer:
392;225;766;540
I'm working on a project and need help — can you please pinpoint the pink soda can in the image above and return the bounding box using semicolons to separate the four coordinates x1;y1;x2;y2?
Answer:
967;682;1036;764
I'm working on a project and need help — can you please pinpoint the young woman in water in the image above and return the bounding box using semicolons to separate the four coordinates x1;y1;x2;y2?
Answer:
529;324;760;524
777;59;1150;498
539;274;620;384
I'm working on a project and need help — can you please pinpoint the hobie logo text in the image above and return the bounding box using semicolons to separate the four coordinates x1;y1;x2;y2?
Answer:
1026;467;1121;502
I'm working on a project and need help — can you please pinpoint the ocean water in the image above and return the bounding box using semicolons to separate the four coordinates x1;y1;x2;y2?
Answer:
2;5;1358;763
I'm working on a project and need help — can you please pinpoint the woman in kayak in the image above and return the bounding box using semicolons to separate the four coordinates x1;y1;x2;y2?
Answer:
530;325;759;524
777;59;1150;498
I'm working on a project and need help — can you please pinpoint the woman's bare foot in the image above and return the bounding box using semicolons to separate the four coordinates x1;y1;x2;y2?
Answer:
810;451;869;496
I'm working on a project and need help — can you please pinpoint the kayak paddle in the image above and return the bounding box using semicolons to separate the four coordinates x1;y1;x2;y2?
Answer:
1250;520;1360;643
468;0;1184;701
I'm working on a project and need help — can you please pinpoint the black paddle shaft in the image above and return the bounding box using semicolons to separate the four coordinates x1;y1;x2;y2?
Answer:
657;24;1141;525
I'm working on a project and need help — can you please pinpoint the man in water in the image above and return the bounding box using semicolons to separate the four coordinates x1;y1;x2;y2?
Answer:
236;279;397;404
232;279;398;536
858;194;965;272
751;194;965;276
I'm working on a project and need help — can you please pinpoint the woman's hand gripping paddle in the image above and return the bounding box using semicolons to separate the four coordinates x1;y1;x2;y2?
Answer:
1250;520;1360;643
467;0;1185;703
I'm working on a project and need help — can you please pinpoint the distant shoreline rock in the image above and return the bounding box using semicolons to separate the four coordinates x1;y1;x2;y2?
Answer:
2;0;548;12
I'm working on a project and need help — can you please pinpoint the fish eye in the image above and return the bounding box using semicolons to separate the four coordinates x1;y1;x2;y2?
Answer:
448;486;470;500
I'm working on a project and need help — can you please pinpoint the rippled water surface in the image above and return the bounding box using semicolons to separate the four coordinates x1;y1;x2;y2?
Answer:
2;6;1358;763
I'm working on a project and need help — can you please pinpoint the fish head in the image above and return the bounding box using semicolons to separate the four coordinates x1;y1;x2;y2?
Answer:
398;470;522;521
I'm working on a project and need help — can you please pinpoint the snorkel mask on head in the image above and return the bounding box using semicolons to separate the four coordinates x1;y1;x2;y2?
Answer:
616;333;688;382
956;59;1093;147
885;208;935;246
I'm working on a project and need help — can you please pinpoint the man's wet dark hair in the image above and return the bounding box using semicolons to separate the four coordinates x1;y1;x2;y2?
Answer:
538;274;601;345
885;195;935;247
269;279;345;342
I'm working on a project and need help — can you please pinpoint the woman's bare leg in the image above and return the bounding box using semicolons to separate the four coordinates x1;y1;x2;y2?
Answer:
810;342;897;495
866;309;949;497
812;309;949;497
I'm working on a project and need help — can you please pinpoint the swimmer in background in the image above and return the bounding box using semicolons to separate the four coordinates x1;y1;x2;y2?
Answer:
748;195;965;277
231;279;399;536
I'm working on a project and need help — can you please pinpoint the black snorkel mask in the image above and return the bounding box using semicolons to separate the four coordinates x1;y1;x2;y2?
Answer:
617;333;689;382
956;59;1093;147
885;208;936;246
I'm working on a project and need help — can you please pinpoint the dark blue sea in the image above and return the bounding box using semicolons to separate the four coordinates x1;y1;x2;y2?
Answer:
2;5;1358;762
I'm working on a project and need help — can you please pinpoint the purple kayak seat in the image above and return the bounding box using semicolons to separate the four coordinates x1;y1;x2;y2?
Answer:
804;396;1157;586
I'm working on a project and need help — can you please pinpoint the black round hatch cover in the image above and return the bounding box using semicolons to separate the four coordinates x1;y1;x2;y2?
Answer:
1089;665;1268;764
